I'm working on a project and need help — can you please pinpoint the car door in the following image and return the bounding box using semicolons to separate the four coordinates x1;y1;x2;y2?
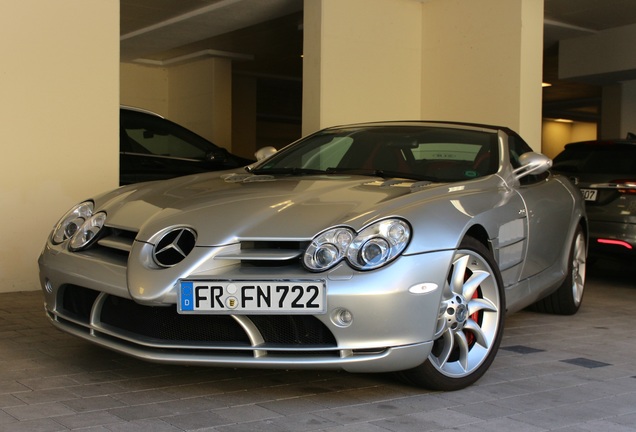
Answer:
509;137;574;280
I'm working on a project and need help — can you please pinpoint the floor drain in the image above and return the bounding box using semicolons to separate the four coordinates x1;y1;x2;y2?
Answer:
501;345;545;354
560;357;611;368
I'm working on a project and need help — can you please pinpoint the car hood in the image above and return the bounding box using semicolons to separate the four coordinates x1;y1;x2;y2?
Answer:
98;171;487;245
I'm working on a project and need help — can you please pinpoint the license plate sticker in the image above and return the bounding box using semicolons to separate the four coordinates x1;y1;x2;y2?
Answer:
179;281;326;314
581;188;597;201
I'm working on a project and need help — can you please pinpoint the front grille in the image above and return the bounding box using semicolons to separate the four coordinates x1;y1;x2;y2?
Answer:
61;284;99;323
85;227;138;263
100;295;250;343
249;315;336;345
57;285;337;349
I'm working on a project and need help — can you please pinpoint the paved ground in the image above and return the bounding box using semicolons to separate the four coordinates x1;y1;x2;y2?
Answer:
1;257;635;432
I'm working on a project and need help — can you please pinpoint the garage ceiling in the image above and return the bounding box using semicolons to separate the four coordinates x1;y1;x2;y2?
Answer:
121;0;636;123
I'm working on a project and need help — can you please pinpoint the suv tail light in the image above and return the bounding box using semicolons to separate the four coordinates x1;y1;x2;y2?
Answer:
611;179;636;194
597;239;633;250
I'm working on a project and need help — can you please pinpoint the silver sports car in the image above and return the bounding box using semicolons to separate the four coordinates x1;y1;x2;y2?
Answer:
38;121;587;391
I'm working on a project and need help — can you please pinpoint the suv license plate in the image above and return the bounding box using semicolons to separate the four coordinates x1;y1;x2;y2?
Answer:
179;280;326;314
581;188;597;201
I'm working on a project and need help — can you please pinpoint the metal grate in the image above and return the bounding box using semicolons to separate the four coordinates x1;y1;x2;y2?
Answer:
100;295;250;344
60;285;337;348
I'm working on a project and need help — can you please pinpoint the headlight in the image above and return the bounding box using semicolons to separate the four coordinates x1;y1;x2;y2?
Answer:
303;218;411;272
304;227;355;271
51;201;94;244
347;219;411;270
68;212;107;251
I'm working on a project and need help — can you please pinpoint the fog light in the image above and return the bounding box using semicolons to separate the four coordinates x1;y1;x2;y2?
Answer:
331;308;353;327
44;279;53;294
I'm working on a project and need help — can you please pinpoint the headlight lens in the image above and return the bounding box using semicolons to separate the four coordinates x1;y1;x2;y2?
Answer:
51;201;94;244
68;212;107;251
303;218;411;272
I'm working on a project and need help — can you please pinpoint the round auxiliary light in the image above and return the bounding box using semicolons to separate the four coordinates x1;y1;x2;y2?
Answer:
331;308;353;327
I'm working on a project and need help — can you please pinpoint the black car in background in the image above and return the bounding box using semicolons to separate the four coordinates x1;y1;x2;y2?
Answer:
120;107;252;185
552;138;636;256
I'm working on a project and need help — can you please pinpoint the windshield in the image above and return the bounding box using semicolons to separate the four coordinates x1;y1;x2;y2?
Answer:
252;125;499;181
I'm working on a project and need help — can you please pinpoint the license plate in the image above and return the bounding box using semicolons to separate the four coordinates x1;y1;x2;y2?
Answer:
178;280;326;314
581;188;597;201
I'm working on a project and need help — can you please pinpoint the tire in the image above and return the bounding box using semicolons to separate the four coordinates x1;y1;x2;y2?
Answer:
530;226;586;315
398;236;505;391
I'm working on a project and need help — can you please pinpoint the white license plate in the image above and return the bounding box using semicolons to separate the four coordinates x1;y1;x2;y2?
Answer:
581;188;598;201
178;280;326;314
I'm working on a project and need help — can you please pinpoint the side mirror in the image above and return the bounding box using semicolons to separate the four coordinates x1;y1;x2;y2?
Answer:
513;152;552;180
255;146;277;161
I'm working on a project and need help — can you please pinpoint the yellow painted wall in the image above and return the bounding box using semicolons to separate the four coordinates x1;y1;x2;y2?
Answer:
0;0;119;293
542;121;597;159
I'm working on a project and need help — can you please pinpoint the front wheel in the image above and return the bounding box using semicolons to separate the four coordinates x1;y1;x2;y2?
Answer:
398;237;505;391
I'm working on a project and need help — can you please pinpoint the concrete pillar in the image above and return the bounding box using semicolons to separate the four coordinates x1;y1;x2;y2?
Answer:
232;74;258;158
1;0;119;292
619;80;636;138
420;0;544;150
169;58;233;150
601;84;622;139
302;0;423;135
303;0;544;150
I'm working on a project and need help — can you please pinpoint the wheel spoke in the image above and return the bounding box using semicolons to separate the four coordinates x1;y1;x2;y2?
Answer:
462;270;489;299
450;255;469;294
454;329;469;372
436;330;455;367
468;297;497;315
464;318;489;348
433;312;448;339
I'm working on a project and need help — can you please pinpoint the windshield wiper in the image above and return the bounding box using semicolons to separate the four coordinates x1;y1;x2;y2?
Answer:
250;167;327;176
325;167;437;182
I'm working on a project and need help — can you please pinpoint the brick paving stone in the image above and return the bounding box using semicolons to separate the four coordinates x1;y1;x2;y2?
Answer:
0;258;635;431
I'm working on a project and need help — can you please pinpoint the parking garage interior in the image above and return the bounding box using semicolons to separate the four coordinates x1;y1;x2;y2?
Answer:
2;0;636;430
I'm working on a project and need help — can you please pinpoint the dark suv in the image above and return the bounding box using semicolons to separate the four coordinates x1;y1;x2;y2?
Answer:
552;138;636;256
120;106;252;185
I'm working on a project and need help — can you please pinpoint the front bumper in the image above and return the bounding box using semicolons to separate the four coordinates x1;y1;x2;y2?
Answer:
39;244;454;373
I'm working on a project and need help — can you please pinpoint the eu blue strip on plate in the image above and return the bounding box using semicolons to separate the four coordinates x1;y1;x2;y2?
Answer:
181;281;194;311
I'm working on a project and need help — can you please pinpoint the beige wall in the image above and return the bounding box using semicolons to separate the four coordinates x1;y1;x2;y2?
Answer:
542;120;597;159
0;0;119;293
